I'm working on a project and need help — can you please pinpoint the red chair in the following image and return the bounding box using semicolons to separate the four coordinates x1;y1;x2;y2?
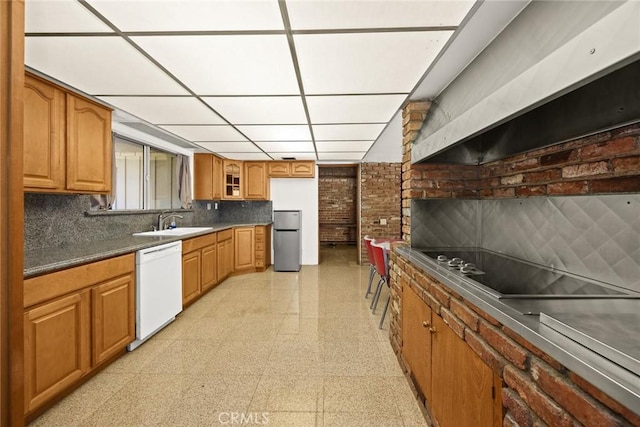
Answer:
370;241;391;329
363;236;377;298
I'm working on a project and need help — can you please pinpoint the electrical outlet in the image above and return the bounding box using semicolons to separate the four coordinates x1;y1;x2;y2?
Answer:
214;202;218;210
207;203;211;210
380;218;387;225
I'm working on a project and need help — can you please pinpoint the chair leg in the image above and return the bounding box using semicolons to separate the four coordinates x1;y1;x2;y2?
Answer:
379;294;390;329
365;264;376;298
371;278;384;312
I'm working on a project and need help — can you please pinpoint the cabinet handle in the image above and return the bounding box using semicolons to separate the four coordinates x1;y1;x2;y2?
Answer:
422;321;430;328
429;327;437;334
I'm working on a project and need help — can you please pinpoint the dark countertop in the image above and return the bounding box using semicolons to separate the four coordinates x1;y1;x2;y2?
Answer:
24;222;272;278
397;246;640;418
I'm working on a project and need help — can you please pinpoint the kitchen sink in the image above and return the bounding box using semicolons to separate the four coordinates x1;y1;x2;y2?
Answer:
133;227;213;237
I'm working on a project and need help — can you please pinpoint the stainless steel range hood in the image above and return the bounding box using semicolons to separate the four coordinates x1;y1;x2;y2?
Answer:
421;59;640;165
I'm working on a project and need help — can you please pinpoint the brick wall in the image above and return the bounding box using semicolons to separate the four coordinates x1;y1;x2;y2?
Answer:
389;248;640;427
359;162;402;263
319;166;357;244
401;106;640;242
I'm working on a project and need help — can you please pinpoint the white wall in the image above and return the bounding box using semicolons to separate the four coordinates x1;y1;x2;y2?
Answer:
270;172;319;265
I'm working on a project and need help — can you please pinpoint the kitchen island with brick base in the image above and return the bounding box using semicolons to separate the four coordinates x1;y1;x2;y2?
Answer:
389;246;640;427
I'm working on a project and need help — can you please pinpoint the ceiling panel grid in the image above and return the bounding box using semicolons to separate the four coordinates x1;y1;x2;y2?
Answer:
24;0;476;162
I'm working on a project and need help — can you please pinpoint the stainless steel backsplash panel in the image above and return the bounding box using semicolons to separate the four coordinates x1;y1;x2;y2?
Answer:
411;195;640;293
411;199;479;248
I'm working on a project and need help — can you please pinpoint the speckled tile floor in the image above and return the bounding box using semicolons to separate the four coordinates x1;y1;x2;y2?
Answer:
29;246;429;427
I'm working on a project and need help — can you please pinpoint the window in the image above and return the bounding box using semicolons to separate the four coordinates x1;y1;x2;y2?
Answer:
112;136;181;210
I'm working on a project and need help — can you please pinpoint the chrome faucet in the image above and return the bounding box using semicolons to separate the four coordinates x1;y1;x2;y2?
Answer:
158;211;184;230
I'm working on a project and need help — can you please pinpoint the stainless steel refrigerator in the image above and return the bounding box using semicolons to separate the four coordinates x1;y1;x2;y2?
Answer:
273;210;301;272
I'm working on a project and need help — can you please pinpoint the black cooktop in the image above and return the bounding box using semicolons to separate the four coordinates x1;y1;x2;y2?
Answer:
421;248;633;298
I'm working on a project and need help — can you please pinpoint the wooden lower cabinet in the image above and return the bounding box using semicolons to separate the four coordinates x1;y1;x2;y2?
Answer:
402;282;501;427
24;291;91;413
402;285;433;402
217;229;234;281
91;274;135;366
182;250;202;306
431;315;498;427
254;225;272;271
234;227;255;271
181;232;219;307
201;243;217;292
23;253;135;416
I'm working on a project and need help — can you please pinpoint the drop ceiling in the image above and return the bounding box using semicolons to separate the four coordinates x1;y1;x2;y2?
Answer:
25;0;478;162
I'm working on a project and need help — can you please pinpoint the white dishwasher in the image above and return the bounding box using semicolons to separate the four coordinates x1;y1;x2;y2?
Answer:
128;240;182;351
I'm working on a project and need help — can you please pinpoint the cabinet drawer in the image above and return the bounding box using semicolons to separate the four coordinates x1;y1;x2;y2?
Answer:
255;234;264;243
218;228;232;241
255;242;264;251
255;260;264;268
182;232;216;253
255;227;265;236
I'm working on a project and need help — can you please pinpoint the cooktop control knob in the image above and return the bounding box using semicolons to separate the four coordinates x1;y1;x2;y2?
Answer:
437;255;448;262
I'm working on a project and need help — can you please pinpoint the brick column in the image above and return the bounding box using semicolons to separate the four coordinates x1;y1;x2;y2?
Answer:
401;101;431;243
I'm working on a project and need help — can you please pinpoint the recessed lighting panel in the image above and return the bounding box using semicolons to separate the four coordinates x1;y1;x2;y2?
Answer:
203;97;307;124
160;125;247;142
99;97;225;125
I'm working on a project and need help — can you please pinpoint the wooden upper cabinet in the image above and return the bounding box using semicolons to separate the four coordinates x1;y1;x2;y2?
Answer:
24;72;112;194
267;161;290;177
267;160;315;178
194;153;223;200
291;161;315;177
24;74;65;190
212;155;222;199
223;159;243;200
66;94;112;193
244;161;269;200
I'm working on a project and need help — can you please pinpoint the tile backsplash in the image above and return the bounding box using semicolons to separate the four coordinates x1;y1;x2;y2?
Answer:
24;194;271;252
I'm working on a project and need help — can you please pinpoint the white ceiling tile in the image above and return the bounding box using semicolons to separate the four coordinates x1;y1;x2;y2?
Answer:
318;152;366;161
132;35;299;95
203;97;307;124
256;141;316;152
295;32;453;94
287;1;474;30
269;152;317;161
306;95;406;124
99;97;225;125
194;142;261;153
237;125;311;141
218;152;271;161
25;37;187;95
313;124;386;140
316;141;374;152
88;0;284;31
26;0;113;33
160;125;246;142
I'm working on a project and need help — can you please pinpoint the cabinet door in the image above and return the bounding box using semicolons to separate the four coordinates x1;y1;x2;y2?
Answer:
431;315;496;427
267;161;290;177
24;291;90;413
194;153;213;200
182;251;201;306
234;227;255;271
201;244;217;292
212;155;222;199
92;274;135;366
402;284;432;402
244;162;269;200
24;74;65;190
291;161;315;177
66;94;112;193
223;160;243;199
